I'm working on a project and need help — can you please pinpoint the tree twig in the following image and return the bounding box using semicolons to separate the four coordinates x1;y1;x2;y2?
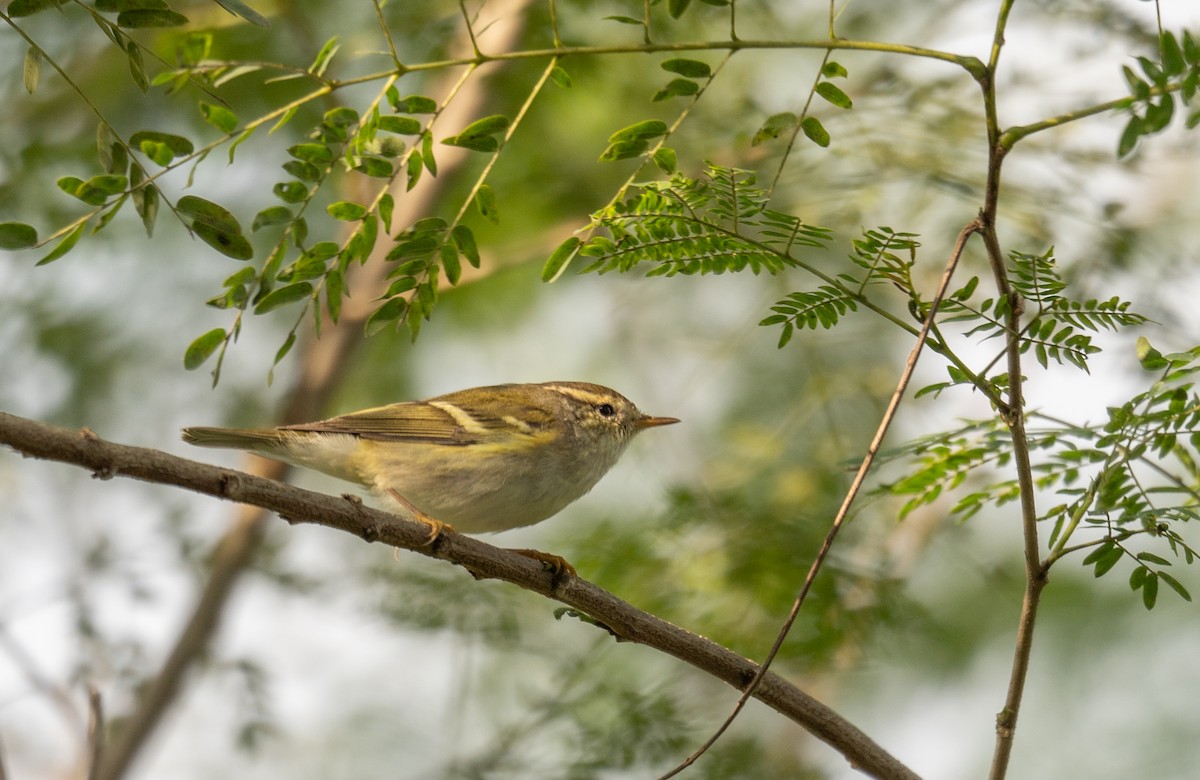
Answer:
86;686;104;780
976;4;1046;777
660;220;981;778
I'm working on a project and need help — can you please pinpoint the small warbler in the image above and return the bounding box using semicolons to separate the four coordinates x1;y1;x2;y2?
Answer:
182;381;678;535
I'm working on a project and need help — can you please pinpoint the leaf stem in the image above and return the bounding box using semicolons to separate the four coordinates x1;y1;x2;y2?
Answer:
767;47;834;196
336;36;985;87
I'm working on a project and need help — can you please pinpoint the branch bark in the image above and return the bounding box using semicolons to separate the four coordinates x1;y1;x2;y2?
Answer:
0;411;920;780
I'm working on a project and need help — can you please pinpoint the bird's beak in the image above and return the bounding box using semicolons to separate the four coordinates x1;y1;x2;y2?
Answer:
636;415;681;430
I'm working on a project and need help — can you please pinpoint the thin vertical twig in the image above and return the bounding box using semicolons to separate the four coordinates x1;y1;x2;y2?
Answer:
86;687;104;780
660;220;982;780
549;0;561;48
459;0;483;58
766;48;834;197
372;0;403;71
977;2;1049;778
450;55;559;227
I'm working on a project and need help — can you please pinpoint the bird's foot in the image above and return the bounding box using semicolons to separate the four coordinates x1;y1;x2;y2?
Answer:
509;548;577;582
386;488;453;546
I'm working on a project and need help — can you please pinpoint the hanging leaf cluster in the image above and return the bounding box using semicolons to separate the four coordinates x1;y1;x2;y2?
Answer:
760;227;919;347
934;249;1149;374
878;339;1200;609
1118;30;1200;157
545;164;832;281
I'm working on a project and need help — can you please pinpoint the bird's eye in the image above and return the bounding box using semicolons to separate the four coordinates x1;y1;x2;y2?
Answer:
597;403;616;418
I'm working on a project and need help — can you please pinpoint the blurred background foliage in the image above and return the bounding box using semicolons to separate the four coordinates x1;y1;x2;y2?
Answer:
2;1;1199;778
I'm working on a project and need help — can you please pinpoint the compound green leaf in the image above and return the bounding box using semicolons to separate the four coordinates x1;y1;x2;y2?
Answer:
815;81;853;109
0;222;38;250
184;328;227;370
661;58;710;78
200;102;239;133
801;116;831;147
542;236;580;282
211;0;268;27
752;112;797;146
254;282;312;314
327;201;367;221
36;222;86;265
117;9;188;27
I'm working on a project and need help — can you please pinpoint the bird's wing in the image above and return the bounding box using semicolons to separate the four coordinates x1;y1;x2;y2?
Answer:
282;402;472;444
282;398;556;446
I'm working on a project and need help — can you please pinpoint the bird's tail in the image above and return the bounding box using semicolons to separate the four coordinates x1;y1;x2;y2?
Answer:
181;426;286;451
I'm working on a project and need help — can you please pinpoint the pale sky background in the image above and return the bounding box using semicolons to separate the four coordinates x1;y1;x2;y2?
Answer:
2;2;1200;779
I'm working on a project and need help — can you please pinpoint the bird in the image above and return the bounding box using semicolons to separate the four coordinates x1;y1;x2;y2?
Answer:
182;381;679;539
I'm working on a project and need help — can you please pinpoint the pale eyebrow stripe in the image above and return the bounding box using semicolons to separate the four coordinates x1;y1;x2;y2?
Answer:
544;385;609;406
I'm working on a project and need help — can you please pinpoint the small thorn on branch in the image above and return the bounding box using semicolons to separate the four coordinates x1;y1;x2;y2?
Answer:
91;465;117;481
217;471;242;498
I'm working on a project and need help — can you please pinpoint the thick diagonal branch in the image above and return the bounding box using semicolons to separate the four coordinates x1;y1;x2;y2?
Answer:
0;412;919;780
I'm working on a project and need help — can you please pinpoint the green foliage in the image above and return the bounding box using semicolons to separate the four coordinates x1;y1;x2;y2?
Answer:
751;59;851;149
758;227;918;346
210;0;268;27
36;222;87;266
7;0;66;17
23;44;41;93
178;195;253;260
6;1;1189;393
762;287;859;343
183;327;227;371
815;81;853;109
751;112;797;146
934;248;1149;373
661;58;712;78
1118;31;1200;157
3;0;1194;608
130;130;194;165
6;2;1200;776
363;217;481;339
599;119;670;162
0;4;492;382
801;112;827;145
557;164;831;278
0;222;38;249
442;114;510;152
881;417;1017;522
880;339;1200;608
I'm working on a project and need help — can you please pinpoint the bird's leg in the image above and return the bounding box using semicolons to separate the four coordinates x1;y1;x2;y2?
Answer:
385;488;452;546
381;490;571;581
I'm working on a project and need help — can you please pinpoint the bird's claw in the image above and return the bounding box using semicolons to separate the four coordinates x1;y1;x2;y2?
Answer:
386;488;453;546
510;548;577;582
